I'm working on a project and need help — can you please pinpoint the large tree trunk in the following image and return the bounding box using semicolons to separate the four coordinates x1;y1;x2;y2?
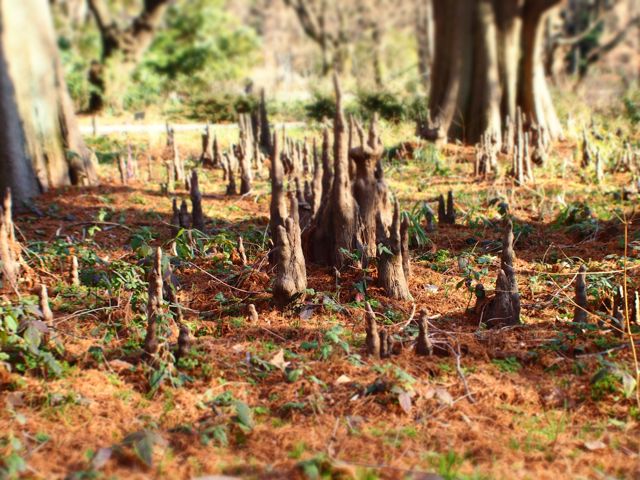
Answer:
0;0;97;206
424;0;563;145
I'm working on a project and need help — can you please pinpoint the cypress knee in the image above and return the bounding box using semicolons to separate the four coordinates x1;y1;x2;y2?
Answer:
39;284;53;324
190;170;205;231
365;302;380;358
171;198;180;235
377;201;412;301
70;255;80;287
482;217;520;327
574;265;588;323
273;195;307;305
179;200;190;229
415;310;433;356
144;248;164;356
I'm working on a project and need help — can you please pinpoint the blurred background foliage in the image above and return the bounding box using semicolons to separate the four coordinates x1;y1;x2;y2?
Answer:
52;0;640;124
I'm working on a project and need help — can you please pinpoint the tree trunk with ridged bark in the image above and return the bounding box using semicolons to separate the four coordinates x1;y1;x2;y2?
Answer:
422;0;563;145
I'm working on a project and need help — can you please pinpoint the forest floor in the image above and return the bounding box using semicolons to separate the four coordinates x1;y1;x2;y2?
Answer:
1;126;640;480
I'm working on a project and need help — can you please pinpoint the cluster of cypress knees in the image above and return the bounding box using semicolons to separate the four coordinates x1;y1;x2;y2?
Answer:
126;77;636;365
1;84;635;367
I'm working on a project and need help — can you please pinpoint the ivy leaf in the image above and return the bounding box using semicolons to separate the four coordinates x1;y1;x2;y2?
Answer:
285;368;303;383
23;324;43;353
121;430;163;468
234;401;254;432
134;433;154;467
4;314;18;332
211;425;228;446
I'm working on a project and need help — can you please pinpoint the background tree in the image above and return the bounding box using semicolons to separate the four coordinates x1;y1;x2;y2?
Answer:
55;0;259;114
424;0;564;145
282;0;352;75
138;0;259;101
85;0;171;111
282;0;413;83
545;0;640;82
0;0;97;206
415;0;435;92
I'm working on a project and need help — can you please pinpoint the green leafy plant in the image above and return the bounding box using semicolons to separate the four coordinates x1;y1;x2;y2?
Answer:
402;203;434;248
320;325;350;360
492;357;522;373
591;360;637;401
0;433;27;478
0;296;63;377
413;144;449;175
555;202;599;239
304;92;336;122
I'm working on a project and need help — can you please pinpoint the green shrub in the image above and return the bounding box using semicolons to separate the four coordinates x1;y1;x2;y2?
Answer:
357;90;406;123
304;92;336;122
168;92;261;122
0;297;64;377
405;93;429;124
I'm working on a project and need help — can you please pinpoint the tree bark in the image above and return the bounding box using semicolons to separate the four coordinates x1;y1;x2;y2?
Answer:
424;0;563;145
0;0;98;207
416;0;435;92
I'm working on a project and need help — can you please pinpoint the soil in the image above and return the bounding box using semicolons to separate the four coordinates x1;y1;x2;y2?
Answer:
1;134;639;480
